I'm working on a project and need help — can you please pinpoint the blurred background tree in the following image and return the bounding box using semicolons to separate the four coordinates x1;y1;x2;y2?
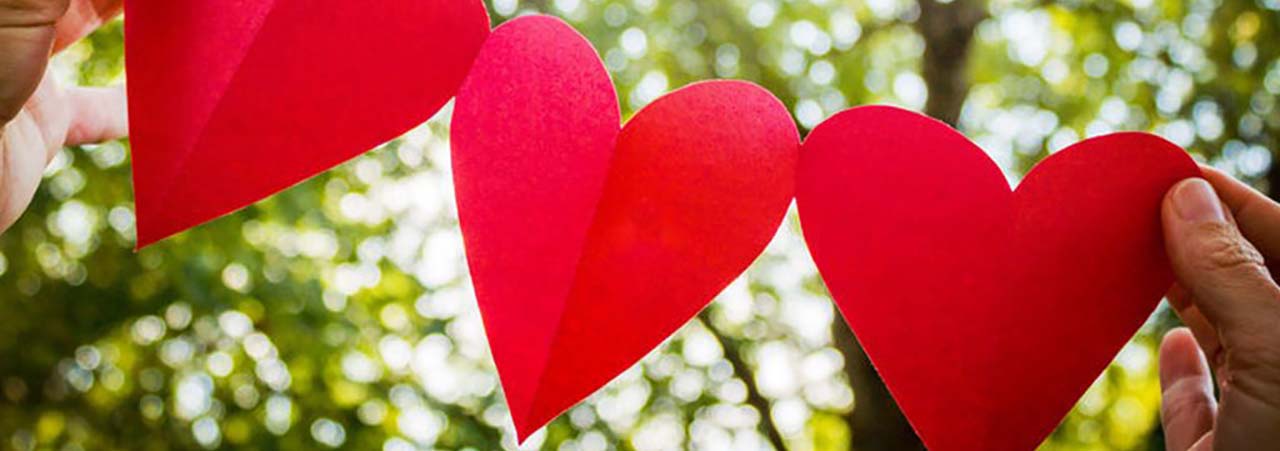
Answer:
1;0;1276;449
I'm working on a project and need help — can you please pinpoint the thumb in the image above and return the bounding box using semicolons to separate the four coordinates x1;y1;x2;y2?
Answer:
1162;177;1280;352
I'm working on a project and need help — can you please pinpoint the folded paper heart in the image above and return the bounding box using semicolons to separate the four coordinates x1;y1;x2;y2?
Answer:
796;106;1199;451
451;15;800;440
125;0;490;247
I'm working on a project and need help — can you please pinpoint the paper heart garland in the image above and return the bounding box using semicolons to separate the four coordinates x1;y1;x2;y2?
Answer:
125;0;490;247
451;16;800;439
122;3;1198;445
796;106;1199;451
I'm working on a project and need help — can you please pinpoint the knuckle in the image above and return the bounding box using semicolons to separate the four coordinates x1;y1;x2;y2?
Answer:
1192;223;1268;276
1226;325;1280;387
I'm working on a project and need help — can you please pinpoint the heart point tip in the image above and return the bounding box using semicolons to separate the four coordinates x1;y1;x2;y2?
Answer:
134;231;163;251
514;423;537;445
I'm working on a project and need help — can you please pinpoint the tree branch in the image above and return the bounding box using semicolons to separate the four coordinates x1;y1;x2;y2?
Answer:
700;311;789;451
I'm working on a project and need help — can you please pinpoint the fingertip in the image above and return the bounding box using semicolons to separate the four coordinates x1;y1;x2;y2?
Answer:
1161;179;1206;279
1161;326;1195;347
1161;178;1210;245
1160;327;1198;354
1199;165;1254;200
64;85;128;146
1161;177;1189;217
1160;327;1209;387
1170;178;1227;224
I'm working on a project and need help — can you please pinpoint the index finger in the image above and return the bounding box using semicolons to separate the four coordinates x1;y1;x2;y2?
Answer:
52;0;123;52
1201;165;1280;263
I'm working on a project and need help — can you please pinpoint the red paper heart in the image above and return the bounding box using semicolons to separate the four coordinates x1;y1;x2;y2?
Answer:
125;0;490;247
796;106;1199;451
451;16;800;439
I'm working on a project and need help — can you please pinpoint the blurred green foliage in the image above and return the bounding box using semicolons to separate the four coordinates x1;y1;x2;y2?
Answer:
1;0;1277;450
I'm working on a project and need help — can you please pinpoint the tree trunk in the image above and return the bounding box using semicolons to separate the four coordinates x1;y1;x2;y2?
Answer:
834;317;924;451
916;0;987;127
836;1;986;450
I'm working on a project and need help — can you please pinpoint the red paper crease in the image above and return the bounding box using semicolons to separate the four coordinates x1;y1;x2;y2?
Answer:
452;15;800;440
125;0;490;247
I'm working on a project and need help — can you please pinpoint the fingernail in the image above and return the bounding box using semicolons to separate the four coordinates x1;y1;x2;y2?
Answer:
1172;178;1225;223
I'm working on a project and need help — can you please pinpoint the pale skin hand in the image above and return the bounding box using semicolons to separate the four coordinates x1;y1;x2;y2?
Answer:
1160;166;1280;450
0;0;125;233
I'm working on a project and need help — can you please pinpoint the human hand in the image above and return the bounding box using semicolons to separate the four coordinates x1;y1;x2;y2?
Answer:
1159;166;1280;450
0;0;125;233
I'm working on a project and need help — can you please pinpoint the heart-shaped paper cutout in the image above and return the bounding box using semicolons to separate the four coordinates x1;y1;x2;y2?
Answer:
796;106;1199;451
125;0;490;247
451;15;800;439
